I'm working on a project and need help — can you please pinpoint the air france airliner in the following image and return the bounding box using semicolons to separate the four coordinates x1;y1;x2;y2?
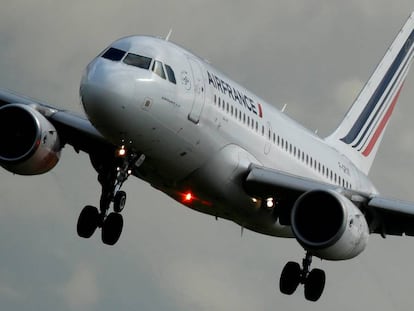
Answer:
1;13;414;302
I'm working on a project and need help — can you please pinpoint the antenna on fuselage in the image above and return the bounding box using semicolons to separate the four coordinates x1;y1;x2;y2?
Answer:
165;29;173;41
281;103;288;113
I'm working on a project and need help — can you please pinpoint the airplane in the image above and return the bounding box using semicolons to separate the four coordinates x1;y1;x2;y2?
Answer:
1;12;414;302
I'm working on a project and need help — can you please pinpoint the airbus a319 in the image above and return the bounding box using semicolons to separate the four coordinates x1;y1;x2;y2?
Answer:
1;12;414;302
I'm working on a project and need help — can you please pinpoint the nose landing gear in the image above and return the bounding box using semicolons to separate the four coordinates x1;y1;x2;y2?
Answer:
77;146;144;245
279;252;326;301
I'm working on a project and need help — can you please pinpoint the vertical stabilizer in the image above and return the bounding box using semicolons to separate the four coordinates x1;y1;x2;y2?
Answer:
326;12;414;175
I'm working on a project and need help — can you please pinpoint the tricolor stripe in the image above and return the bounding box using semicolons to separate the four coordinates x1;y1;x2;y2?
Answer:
362;82;404;156
340;29;414;157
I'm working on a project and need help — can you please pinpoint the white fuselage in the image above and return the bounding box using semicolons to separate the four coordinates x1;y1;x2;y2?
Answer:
80;36;377;237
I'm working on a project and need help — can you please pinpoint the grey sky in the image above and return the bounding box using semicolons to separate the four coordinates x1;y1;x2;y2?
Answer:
1;1;414;310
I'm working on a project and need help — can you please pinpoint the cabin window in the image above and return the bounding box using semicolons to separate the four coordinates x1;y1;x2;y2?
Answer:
152;60;166;79
165;64;176;84
123;53;152;69
102;47;126;61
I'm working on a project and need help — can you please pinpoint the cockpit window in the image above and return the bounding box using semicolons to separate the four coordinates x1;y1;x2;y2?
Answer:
123;53;152;69
101;47;126;61
152;60;166;79
165;65;176;84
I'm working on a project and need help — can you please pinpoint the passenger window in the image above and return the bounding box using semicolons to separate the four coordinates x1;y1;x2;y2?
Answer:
152;61;166;79
165;64;177;84
102;47;126;61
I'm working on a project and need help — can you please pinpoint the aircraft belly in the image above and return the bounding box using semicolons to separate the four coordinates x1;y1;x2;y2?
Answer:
161;143;294;238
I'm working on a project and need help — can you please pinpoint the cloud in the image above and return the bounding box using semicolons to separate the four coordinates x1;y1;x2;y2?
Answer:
0;283;23;302
1;2;414;311
163;259;268;311
59;263;99;311
333;78;364;109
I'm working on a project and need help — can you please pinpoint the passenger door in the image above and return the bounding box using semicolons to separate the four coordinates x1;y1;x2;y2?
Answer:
187;57;205;124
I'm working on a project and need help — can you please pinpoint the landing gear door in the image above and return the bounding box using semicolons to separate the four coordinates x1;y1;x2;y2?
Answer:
187;57;205;124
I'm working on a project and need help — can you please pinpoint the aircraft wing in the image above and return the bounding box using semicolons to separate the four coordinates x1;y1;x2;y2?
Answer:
0;88;115;156
367;196;414;236
244;164;414;237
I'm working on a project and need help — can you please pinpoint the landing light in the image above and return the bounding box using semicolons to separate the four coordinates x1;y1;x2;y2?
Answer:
117;145;127;157
266;198;274;209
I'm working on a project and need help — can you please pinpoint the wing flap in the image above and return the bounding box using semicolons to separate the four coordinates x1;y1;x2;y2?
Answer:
368;196;414;236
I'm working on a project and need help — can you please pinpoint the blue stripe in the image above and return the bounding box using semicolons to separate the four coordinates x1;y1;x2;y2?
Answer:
341;29;414;145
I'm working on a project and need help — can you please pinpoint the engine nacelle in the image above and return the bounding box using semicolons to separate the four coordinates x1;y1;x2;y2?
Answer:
291;189;369;260
0;104;61;175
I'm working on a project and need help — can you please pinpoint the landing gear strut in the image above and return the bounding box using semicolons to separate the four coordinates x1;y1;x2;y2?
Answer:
279;252;326;301
77;146;144;245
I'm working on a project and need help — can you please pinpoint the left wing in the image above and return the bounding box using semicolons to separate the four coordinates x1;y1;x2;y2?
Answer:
244;164;414;237
0;88;114;155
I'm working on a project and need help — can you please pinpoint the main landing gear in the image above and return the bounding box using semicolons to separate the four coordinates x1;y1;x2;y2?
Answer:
279;252;326;302
77;146;144;245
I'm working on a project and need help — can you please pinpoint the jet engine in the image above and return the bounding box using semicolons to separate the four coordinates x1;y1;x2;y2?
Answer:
291;189;369;260
0;104;61;175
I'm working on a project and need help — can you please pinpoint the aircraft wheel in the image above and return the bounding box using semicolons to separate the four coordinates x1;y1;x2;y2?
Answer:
113;190;127;213
279;261;301;295
102;212;124;245
77;205;99;238
304;268;325;302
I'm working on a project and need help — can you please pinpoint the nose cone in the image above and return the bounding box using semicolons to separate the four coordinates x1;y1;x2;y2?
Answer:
80;59;134;142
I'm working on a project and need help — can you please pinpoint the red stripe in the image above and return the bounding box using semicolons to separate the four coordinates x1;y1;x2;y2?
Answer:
362;82;405;157
258;103;263;118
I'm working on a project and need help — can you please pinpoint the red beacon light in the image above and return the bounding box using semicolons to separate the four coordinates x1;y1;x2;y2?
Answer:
183;192;193;203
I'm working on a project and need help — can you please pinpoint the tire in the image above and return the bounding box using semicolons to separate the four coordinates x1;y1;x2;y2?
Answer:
102;212;124;245
279;261;301;295
304;268;326;302
113;191;127;213
77;205;99;238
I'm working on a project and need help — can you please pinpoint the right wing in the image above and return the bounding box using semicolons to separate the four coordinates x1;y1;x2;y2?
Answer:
244;164;414;237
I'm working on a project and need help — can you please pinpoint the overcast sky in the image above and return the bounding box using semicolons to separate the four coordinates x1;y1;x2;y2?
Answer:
1;1;414;310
